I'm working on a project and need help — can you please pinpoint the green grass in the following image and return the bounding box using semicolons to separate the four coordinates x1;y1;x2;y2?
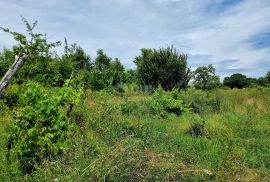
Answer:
0;88;270;181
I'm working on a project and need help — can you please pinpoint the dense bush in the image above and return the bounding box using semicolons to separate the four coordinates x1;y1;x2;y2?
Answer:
149;88;190;116
7;82;81;173
0;84;20;108
0;99;8;114
120;88;190;117
178;89;220;114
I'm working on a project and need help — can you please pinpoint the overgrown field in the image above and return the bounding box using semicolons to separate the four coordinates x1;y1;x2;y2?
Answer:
1;88;270;181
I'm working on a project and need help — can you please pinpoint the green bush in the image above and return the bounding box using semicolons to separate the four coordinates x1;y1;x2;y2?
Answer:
1;84;20;108
0;99;8;114
70;103;90;126
149;88;189;117
178;90;220;114
7;82;81;173
120;100;140;115
120;88;190;117
187;116;206;137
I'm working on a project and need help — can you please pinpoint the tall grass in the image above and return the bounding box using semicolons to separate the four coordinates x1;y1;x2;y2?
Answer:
0;88;270;181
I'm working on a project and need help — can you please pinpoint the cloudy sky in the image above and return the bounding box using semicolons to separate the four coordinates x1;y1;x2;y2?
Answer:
0;0;270;78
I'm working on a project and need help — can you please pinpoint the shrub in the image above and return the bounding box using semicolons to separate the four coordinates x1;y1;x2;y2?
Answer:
178;90;220;114
148;88;189;117
0;99;7;114
70;103;90;126
7;82;81;173
120;88;190;117
187;116;206;137
1;84;20;108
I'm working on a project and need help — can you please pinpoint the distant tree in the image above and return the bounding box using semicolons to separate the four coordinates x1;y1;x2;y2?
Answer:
88;50;125;90
134;46;191;91
256;77;268;87
88;49;111;90
60;40;92;88
193;64;221;90
109;58;125;88
266;71;270;84
223;73;249;89
246;77;259;87
63;40;92;71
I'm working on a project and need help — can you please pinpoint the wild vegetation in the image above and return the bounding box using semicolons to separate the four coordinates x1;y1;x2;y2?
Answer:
0;18;270;181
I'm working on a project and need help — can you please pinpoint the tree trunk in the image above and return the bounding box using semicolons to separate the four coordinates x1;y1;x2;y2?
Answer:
0;55;25;95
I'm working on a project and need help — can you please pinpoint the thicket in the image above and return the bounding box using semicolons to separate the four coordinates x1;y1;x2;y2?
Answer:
7;82;82;173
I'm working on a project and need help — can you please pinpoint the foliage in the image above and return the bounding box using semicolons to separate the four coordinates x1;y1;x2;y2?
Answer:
266;71;270;84
223;73;249;89
149;87;190;117
0;99;8;114
178;89;220;114
124;69;137;84
0;84;20;108
88;49;125;91
135;46;191;91
61;40;92;87
256;76;268;87
0;17;93;88
109;58;125;90
193;64;221;90
0;48;15;77
187;115;206;137
1;88;270;181
7;82;81;173
120;88;190;117
0;17;61;85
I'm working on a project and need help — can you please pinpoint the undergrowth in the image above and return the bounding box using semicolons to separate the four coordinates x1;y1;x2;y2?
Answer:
0;88;270;181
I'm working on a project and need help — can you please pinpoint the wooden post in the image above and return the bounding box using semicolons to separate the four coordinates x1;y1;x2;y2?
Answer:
0;55;25;95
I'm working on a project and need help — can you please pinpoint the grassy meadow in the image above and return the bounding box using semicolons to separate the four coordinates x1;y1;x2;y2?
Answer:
1;87;270;181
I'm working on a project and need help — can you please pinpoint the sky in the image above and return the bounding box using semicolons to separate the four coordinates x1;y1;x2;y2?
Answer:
0;0;270;78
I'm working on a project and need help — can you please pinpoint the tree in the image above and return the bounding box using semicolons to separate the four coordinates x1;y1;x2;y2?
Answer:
109;58;125;88
266;71;270;84
134;46;191;91
193;64;220;90
88;49;125;90
256;77;268;86
223;73;249;89
124;69;137;84
60;40;92;88
0;17;60;86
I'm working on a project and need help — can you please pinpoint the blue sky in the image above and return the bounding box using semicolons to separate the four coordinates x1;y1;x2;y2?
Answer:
0;0;270;78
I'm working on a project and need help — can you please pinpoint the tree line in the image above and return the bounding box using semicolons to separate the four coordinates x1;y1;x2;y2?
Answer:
1;18;270;94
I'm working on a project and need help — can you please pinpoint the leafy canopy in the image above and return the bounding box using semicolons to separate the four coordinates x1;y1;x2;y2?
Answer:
193;64;221;90
223;73;249;89
135;46;191;91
